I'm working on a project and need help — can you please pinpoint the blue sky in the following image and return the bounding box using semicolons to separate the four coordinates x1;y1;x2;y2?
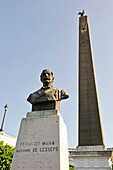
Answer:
0;0;113;148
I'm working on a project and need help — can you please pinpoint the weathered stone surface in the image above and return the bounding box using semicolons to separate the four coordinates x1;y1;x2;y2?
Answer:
27;110;59;118
79;15;104;146
11;111;69;170
69;147;113;170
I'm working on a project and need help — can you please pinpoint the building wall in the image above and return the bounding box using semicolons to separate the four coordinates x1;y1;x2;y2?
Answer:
0;131;17;147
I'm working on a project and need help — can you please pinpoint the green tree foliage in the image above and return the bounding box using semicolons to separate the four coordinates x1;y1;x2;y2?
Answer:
69;165;74;170
0;141;14;170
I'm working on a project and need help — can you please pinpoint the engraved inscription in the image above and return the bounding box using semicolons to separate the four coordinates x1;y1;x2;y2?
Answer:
20;141;40;147
40;147;58;152
14;140;59;169
33;147;38;152
16;140;58;153
16;149;31;153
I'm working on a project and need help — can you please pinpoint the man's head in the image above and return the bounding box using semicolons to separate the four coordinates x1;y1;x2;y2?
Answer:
40;69;54;87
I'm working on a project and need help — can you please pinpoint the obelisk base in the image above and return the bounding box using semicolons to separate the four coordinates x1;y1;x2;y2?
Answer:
69;146;113;170
11;110;69;170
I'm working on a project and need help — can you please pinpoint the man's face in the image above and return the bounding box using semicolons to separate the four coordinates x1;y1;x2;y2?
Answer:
41;69;54;86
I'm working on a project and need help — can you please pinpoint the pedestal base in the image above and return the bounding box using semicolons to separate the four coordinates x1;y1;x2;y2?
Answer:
11;110;69;170
69;146;113;170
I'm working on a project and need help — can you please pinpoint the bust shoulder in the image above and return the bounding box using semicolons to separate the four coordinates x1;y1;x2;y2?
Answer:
61;89;69;100
27;86;69;104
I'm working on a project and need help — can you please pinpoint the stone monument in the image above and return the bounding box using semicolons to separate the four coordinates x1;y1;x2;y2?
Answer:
69;11;113;170
11;69;69;170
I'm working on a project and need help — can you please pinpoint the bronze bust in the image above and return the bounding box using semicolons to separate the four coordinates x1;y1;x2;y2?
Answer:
27;69;69;111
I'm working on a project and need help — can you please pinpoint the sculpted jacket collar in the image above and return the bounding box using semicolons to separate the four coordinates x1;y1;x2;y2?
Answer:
41;85;53;90
35;86;60;102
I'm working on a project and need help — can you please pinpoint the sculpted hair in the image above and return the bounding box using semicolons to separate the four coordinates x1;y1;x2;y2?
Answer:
40;69;54;82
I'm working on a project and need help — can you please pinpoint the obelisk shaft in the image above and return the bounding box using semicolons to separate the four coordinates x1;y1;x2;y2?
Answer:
79;16;104;146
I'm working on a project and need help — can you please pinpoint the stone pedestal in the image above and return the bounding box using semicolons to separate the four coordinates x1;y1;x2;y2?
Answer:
11;110;69;170
69;146;113;170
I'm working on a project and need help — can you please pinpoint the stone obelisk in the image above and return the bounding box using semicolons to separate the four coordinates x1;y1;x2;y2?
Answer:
69;12;113;170
78;14;104;146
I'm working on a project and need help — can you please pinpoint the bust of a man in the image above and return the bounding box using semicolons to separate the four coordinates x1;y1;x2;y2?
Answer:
27;69;69;111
